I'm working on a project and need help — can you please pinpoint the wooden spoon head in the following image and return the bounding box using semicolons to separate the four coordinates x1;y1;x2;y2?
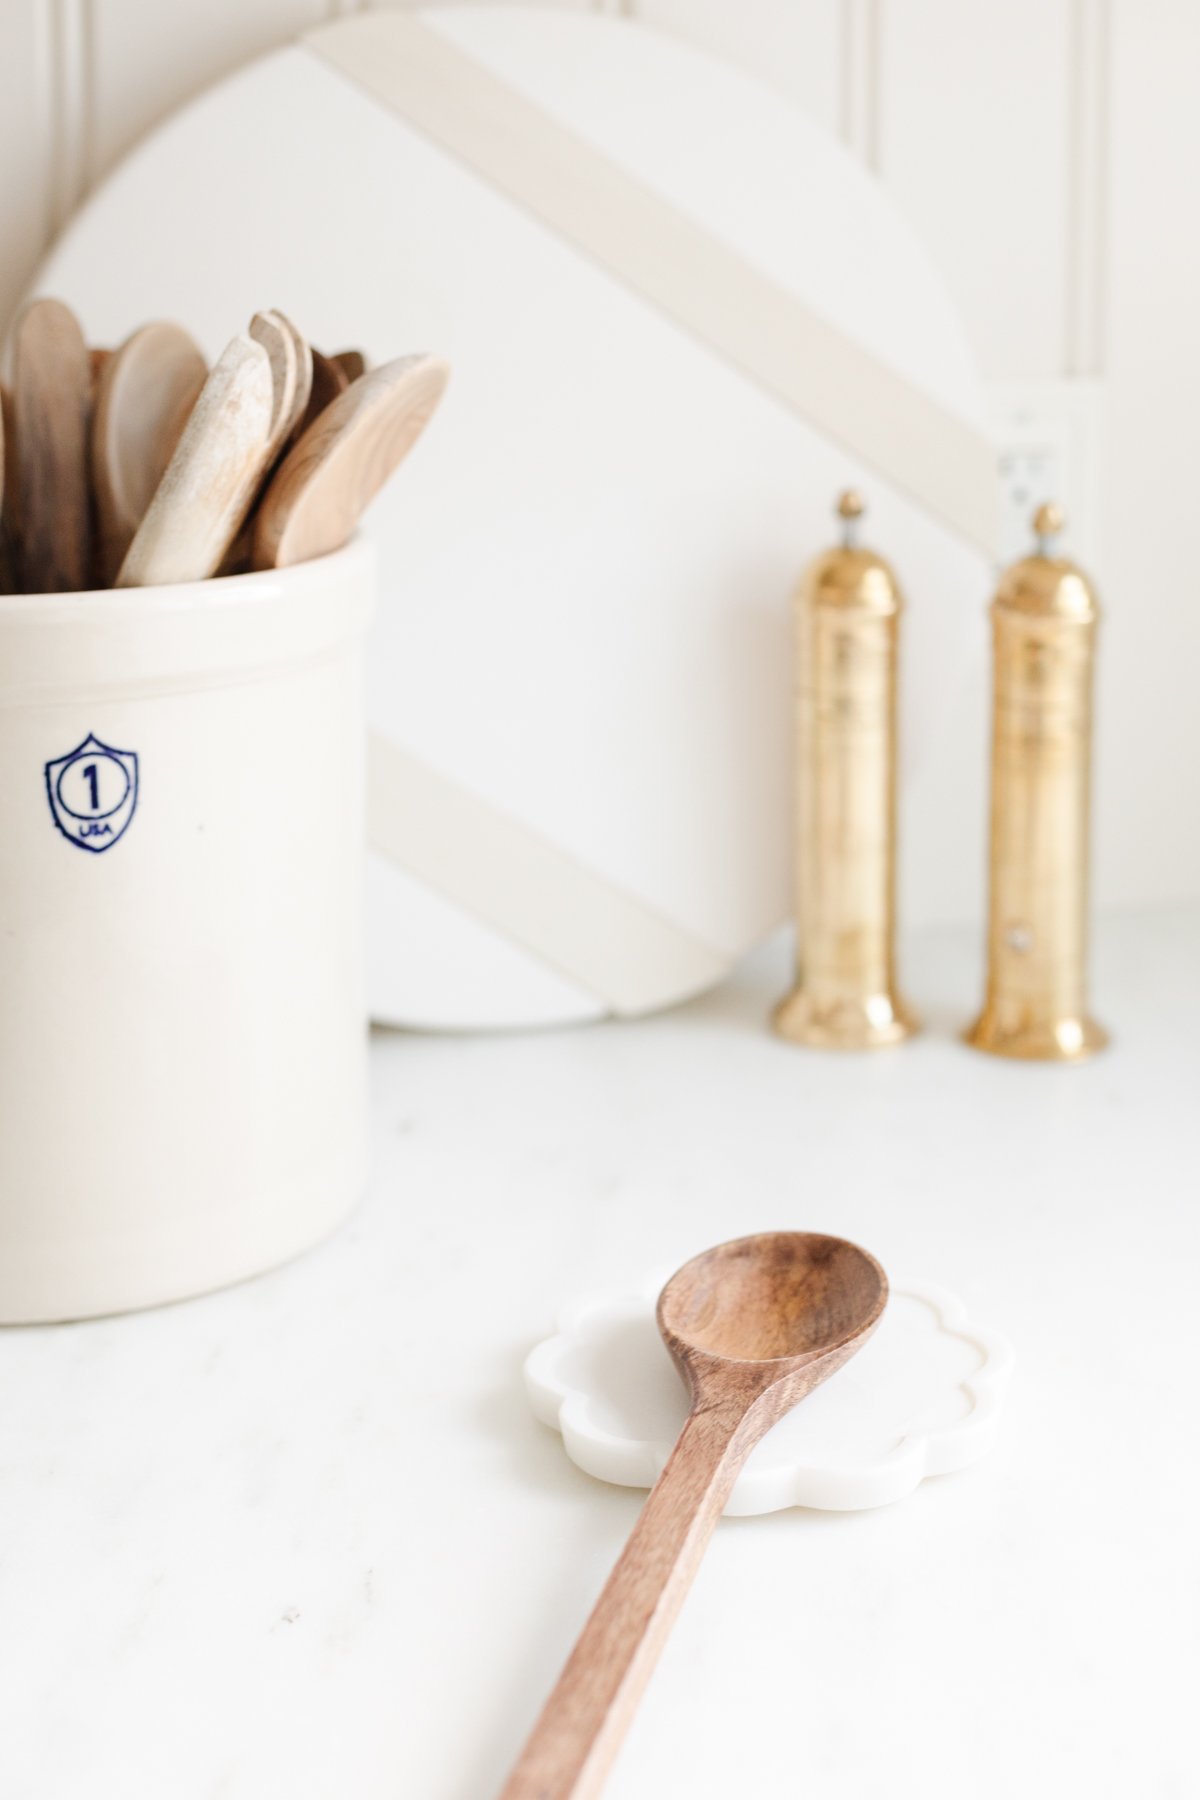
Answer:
330;348;367;384
249;308;313;455
297;346;350;438
657;1231;887;1405
115;332;275;588
252;352;449;570
9;296;92;592
92;321;207;581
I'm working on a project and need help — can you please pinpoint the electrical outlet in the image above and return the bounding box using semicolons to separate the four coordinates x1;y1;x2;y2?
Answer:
988;379;1103;566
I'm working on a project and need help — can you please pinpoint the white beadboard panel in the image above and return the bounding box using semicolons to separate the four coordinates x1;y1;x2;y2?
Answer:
91;0;593;197
1065;0;1110;376
1091;0;1200;910
0;4;53;338
633;0;841;134
365;0;589;9
875;0;1073;378
840;0;880;164
89;0;330;186
43;0;93;234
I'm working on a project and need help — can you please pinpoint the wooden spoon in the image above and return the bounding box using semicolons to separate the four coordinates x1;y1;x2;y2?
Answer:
251;353;449;569
249;308;312;460
9;297;92;592
92;321;207;582
330;348;367;384
293;346;349;442
212;310;315;577
221;345;352;577
116;332;274;587
501;1231;888;1800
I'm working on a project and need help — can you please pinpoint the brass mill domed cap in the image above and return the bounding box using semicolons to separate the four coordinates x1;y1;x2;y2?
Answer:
995;502;1100;622
803;490;904;616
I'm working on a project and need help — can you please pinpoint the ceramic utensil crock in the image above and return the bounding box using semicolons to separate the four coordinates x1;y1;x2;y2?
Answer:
0;539;374;1321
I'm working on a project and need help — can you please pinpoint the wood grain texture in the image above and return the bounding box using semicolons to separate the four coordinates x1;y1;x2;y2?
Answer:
251;352;449;569
91;321;207;582
330;348;366;386
250;307;313;458
501;1232;887;1800
9;296;92;592
295;345;349;440
222;332;338;576
116;332;275;587
213;308;315;574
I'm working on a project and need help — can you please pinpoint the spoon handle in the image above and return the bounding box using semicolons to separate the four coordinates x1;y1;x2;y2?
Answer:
500;1400;757;1800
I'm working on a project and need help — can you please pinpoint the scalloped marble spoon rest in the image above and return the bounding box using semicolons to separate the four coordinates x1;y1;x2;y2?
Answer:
527;1276;1013;1516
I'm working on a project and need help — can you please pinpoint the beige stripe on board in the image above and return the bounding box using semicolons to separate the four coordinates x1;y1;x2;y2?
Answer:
304;11;997;555
367;733;731;1018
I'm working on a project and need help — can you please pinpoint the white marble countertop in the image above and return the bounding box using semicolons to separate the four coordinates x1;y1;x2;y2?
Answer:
3;909;1198;1799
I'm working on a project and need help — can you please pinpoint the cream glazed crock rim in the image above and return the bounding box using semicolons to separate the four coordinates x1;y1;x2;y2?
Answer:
0;537;376;703
0;535;373;615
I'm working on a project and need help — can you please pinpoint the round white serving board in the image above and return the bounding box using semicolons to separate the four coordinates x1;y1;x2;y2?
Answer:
33;5;990;1030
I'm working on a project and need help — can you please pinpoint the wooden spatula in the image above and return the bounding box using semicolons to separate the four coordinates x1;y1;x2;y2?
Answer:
92;321;207;582
116;332;275;587
251;353;449;569
9;297;92;592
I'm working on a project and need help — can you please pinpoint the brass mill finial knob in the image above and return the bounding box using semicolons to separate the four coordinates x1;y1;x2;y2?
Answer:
836;488;865;546
1032;501;1066;552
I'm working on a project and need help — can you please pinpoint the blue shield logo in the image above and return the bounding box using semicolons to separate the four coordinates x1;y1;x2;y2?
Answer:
45;733;139;853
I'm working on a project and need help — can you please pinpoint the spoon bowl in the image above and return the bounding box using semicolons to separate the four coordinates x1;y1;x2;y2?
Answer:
659;1230;887;1366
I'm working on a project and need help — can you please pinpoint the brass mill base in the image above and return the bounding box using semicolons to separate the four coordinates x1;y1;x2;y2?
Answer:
963;1008;1109;1063
772;987;920;1052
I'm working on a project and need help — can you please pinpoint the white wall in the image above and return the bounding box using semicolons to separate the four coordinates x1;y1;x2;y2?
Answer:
2;0;1196;924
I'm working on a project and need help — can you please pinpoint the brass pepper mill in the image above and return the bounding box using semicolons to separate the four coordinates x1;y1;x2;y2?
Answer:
965;503;1108;1060
773;490;917;1049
